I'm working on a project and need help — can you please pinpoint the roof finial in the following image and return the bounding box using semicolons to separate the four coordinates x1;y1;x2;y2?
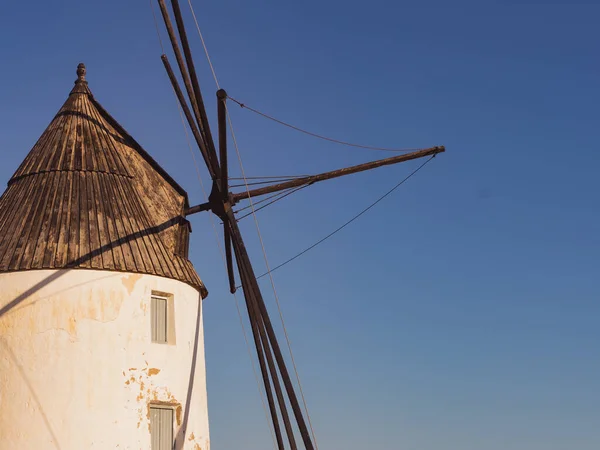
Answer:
76;63;86;82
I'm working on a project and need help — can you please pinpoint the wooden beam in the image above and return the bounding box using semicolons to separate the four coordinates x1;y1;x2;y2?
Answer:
185;146;445;215
218;91;236;293
185;201;211;216
230;146;444;203
238;254;298;450
161;55;213;177
217;89;229;199
233;241;286;450
169;0;220;170
157;0;220;179
228;210;316;450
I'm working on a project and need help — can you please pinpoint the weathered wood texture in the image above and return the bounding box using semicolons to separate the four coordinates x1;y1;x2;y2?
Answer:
0;66;206;297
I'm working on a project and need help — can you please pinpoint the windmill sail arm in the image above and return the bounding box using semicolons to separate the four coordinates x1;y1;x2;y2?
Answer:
158;0;221;180
227;207;316;449
229;146;445;204
161;55;216;179
184;146;444;215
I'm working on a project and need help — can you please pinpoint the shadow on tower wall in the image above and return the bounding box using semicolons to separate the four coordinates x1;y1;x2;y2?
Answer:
0;215;206;448
0;216;183;319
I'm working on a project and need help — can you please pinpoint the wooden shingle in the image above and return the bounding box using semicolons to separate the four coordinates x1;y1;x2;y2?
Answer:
0;64;207;297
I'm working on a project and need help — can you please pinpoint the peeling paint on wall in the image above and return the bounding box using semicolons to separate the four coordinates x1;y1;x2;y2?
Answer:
121;273;143;295
124;362;183;431
0;269;209;450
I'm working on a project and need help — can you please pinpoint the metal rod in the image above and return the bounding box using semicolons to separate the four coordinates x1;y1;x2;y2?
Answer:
157;0;220;179
231;146;445;203
161;55;213;176
227;209;316;450
169;0;220;168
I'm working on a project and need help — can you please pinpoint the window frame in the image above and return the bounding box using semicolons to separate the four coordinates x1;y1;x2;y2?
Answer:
150;294;169;344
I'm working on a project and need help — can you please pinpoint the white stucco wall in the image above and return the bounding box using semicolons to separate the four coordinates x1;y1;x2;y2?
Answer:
0;269;209;450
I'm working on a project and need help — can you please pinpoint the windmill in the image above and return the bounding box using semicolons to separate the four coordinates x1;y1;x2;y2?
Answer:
154;1;445;449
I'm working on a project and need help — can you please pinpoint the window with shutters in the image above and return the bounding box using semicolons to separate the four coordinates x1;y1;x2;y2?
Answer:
150;405;174;450
151;295;168;344
150;291;176;345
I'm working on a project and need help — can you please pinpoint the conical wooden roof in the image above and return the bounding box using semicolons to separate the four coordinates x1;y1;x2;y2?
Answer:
0;64;206;296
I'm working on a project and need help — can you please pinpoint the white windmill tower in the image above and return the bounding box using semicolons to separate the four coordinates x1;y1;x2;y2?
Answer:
0;64;210;450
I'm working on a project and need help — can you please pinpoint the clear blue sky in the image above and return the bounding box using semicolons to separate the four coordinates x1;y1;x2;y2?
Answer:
1;1;599;449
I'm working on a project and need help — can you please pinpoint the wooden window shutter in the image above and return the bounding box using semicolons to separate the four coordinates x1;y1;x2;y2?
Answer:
150;405;174;449
151;296;168;343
